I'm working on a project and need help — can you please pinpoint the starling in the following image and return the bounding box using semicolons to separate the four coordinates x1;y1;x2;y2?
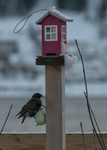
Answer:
16;93;45;123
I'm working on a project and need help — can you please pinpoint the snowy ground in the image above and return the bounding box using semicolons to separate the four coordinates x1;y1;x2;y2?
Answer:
0;3;107;133
0;10;107;98
0;78;107;99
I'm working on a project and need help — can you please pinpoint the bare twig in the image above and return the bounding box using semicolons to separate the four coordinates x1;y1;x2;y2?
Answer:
0;104;13;134
93;129;97;150
90;105;106;150
80;122;86;150
75;39;106;150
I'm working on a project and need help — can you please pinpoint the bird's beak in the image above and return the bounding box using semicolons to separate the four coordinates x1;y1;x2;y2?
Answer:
42;95;46;98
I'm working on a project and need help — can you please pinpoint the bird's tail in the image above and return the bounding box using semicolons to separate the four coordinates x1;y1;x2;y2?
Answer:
16;110;22;117
21;116;26;124
21;112;28;124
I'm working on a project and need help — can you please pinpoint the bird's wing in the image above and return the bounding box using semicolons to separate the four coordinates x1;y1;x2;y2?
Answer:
16;103;35;117
17;98;41;116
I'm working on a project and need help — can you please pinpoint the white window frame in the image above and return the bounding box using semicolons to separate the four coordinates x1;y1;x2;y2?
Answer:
45;25;58;41
61;25;66;41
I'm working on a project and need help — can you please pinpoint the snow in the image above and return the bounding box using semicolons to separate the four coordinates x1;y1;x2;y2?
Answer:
0;3;107;99
65;82;107;99
67;12;98;42
2;131;107;134
85;0;103;21
1;78;107;99
0;74;45;98
36;6;73;24
61;41;77;66
64;55;78;67
0;3;107;133
61;42;69;55
50;6;73;22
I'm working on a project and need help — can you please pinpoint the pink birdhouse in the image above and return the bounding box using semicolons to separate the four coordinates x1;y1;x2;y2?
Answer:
36;6;73;56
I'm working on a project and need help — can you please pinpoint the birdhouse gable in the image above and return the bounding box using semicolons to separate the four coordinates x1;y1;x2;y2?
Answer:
36;6;73;25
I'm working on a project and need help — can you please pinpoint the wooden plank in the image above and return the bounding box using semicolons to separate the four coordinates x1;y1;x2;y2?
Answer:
36;57;64;65
0;133;107;150
0;133;46;150
45;65;65;150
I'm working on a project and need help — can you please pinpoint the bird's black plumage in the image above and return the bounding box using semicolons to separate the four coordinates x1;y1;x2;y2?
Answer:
16;93;45;123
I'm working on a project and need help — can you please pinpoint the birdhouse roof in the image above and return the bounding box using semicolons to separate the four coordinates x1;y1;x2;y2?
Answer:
36;6;73;25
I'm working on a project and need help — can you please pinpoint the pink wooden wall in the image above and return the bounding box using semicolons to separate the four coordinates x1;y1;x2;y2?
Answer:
42;14;66;56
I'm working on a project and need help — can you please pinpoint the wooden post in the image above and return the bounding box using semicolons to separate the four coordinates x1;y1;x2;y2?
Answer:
36;56;65;150
45;65;65;150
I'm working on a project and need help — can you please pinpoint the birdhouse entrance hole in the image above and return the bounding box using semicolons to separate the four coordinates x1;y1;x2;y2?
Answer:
47;53;56;56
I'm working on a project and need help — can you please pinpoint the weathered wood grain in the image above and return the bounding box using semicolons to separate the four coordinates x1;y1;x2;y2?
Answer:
0;133;46;150
0;133;107;150
45;65;65;150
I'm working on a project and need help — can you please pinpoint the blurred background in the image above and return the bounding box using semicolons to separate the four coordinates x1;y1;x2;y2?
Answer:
0;0;107;133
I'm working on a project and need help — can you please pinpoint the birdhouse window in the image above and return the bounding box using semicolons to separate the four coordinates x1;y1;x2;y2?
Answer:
45;25;58;41
61;25;66;41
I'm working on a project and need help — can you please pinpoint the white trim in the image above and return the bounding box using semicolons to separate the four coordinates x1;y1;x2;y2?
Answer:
45;25;58;41
61;25;66;41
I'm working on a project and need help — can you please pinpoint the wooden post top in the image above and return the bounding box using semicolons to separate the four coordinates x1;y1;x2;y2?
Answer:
36;55;64;65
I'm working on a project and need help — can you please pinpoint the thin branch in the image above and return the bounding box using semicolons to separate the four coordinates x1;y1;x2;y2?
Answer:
75;39;106;150
90;104;106;150
80;122;86;150
0;104;13;134
84;92;105;150
75;39;88;98
93;129;97;150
